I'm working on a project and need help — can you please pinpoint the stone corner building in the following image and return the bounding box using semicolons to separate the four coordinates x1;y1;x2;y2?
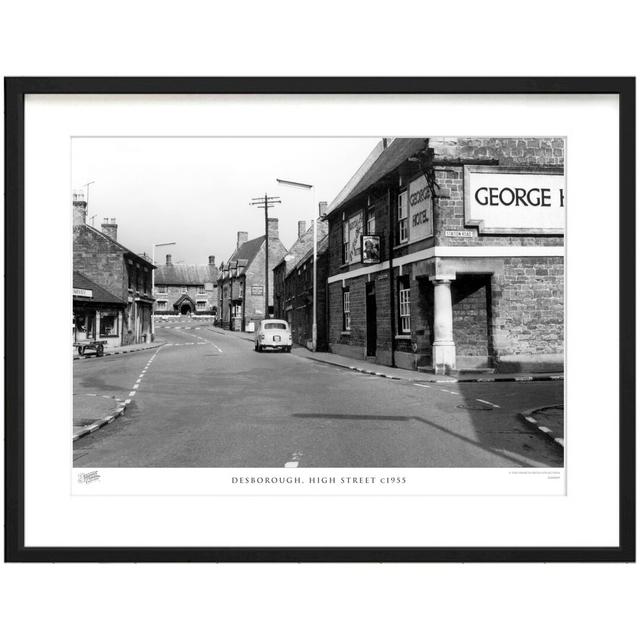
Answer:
153;254;219;316
72;192;155;345
217;218;287;331
325;137;565;374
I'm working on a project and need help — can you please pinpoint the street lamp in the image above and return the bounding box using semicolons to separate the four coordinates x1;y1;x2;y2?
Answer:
276;178;318;352
151;241;176;340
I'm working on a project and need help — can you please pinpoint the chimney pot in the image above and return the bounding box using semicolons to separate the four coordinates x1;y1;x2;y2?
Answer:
166;254;172;266
208;255;216;265
297;220;306;239
237;231;249;248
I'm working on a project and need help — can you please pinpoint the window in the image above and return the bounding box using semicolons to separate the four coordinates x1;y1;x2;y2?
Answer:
156;300;167;310
232;303;242;318
99;312;119;338
155;285;167;294
343;288;351;331
366;208;375;234
398;277;411;334
196;285;205;295
196;300;206;311
397;191;408;243
342;221;349;264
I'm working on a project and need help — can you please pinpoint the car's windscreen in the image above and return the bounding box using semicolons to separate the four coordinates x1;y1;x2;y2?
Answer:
263;323;287;330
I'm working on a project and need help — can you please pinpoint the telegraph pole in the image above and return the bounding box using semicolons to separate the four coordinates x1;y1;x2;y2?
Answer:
250;193;281;320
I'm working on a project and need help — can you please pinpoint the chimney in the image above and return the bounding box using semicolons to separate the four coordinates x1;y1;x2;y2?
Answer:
101;217;118;241
237;231;249;248
297;220;306;239
267;217;279;239
72;192;87;226
318;201;328;219
208;255;216;265
166;254;172;266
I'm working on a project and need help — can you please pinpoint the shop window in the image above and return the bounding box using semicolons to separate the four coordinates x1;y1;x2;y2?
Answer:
343;288;351;331
397;191;408;243
100;313;119;338
342;221;349;264
366;207;376;234
398;277;411;334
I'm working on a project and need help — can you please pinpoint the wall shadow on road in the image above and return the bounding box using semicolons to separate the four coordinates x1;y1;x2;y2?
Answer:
291;412;547;467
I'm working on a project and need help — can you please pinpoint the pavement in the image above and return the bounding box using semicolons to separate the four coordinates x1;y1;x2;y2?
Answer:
73;317;564;468
210;326;563;383
72;339;166;360
520;405;565;447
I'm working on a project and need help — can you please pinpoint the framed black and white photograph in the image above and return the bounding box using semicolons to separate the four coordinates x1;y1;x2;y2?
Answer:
4;77;635;563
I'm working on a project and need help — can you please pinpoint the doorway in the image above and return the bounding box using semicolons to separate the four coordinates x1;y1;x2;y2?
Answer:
366;282;377;357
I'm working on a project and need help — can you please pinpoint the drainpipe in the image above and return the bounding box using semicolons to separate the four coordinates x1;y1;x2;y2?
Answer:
387;185;396;368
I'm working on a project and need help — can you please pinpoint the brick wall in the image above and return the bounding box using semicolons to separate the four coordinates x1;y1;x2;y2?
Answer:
492;256;564;363
452;275;490;358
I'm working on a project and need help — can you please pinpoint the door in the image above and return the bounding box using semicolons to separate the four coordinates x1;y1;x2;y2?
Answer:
366;282;377;357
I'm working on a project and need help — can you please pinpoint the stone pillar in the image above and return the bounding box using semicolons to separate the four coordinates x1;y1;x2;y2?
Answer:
95;311;101;342
431;278;456;374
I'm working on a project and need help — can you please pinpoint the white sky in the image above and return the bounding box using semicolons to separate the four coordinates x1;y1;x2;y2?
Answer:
72;137;379;265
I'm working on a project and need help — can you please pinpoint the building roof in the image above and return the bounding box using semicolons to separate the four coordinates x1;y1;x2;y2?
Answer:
155;263;219;286
273;225;317;276
326;138;429;215
73;271;126;305
82;224;155;269
292;233;329;272
218;236;266;279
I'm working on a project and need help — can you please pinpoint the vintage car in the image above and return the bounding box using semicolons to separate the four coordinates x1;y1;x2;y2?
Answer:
254;319;292;353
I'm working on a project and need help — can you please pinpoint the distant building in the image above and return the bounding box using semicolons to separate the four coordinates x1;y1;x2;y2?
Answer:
73;271;127;348
217;218;287;331
72;192;156;345
273;206;329;349
153;255;219;315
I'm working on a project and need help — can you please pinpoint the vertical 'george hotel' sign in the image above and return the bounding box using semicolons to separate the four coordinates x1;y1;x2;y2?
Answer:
408;174;433;241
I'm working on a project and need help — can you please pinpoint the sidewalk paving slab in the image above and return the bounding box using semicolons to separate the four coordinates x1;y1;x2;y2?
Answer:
73;339;166;361
73;393;127;440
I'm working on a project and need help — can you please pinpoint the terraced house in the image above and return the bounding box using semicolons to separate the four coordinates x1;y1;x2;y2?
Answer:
72;192;156;345
325;137;565;374
217;218;287;331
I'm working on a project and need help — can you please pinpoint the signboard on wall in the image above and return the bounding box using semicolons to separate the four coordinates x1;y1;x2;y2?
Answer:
361;235;381;264
73;287;93;298
464;166;565;234
408;174;433;242
347;211;363;263
251;285;264;296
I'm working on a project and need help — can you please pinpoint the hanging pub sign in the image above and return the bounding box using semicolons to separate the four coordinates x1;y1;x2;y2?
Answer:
408;173;434;242
361;235;381;264
464;165;565;234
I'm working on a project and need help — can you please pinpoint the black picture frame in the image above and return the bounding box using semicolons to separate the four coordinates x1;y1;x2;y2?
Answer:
4;77;635;563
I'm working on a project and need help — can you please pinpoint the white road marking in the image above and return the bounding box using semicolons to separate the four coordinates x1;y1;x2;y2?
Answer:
414;383;431;389
129;391;136;397
133;383;139;390
476;398;501;409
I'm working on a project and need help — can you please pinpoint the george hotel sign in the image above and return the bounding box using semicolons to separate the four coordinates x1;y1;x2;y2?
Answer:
408;174;433;241
464;165;565;234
